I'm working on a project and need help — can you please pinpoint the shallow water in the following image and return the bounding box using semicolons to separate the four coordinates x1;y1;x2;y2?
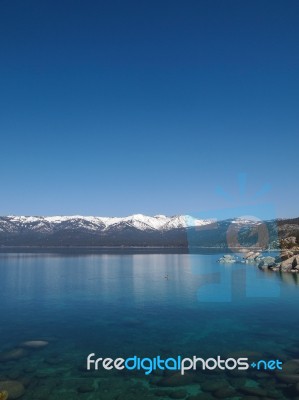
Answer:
0;250;299;399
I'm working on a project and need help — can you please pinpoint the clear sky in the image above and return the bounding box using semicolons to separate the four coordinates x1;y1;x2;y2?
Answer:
0;0;298;218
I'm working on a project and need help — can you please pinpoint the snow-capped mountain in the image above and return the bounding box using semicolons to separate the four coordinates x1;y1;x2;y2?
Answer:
0;214;296;248
0;214;213;247
0;214;212;233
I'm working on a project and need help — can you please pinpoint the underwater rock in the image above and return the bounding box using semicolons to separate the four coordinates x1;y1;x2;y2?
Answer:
239;385;268;397
169;389;188;399
6;372;21;381
0;391;8;400
0;348;28;362
0;380;25;399
278;359;299;374
77;383;94;393
20;340;49;349
200;379;228;392
213;386;236;398
276;373;299;384
18;376;32;388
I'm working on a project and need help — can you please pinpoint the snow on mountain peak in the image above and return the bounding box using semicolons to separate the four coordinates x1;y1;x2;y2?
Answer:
1;214;215;232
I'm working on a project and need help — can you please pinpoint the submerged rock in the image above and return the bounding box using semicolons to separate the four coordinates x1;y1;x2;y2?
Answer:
0;381;25;399
0;348;28;362
20;340;49;349
169;389;188;399
275;359;299;383
0;391;8;400
77;383;94;393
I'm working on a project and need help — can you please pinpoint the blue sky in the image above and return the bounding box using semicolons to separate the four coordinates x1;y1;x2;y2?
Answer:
0;0;298;217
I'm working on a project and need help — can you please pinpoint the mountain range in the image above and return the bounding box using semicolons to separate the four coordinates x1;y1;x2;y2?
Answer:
0;214;297;248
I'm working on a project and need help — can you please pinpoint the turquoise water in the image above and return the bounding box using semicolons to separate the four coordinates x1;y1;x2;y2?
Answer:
1;250;299;399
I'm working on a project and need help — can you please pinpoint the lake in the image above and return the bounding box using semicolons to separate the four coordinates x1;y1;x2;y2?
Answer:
0;250;299;399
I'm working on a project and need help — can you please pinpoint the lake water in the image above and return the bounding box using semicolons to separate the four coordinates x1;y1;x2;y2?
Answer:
0;250;299;399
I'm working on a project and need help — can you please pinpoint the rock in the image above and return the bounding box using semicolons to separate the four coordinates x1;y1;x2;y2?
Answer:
258;260;266;269
0;381;25;399
219;255;236;263
277;359;299;374
6;371;21;381
281;237;297;248
280;256;299;272
0;348;28;362
280;251;294;261
271;267;280;272
262;256;276;265
275;360;299;383
20;340;49;349
258;256;277;270
214;386;236;398
18;376;32;388
244;251;255;259
276;373;299;383
246;252;261;261
0;391;8;400
239;386;268;397
200;379;228;392
77;383;94;393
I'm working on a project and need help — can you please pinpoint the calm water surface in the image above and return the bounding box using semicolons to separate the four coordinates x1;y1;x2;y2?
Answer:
0;250;299;399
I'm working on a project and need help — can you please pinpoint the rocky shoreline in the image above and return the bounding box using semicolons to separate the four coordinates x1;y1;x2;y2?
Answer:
218;237;299;273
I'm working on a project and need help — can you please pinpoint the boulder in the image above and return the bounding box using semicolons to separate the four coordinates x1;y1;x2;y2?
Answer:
218;255;236;263
0;348;28;362
244;251;255;259
281;237;297;247
280;256;299;272
262;256;276;265
0;381;25;399
0;391;8;400
280;251;294;261
246;252;261;261
20;340;48;349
